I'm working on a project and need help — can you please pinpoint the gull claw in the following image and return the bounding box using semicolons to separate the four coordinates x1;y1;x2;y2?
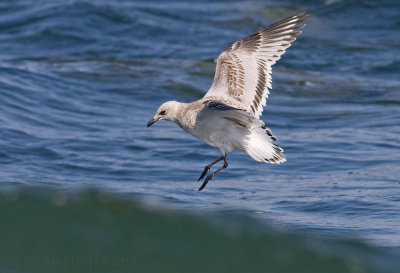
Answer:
197;155;228;191
198;166;210;181
199;175;213;191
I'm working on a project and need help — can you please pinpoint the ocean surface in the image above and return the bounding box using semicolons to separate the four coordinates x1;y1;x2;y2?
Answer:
0;0;399;272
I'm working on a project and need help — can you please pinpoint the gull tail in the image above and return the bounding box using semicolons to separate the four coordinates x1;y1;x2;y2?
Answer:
243;125;286;164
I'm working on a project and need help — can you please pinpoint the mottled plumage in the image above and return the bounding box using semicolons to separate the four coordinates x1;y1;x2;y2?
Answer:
147;12;309;190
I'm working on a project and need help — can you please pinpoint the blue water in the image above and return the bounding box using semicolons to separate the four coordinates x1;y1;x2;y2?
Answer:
1;0;400;270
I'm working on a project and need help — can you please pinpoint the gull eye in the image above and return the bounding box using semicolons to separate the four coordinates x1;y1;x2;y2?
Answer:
159;110;166;115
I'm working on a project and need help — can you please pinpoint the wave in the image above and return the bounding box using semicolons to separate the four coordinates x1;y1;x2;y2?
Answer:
0;188;399;273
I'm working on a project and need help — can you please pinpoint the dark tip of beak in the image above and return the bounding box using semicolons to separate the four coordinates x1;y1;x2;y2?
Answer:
147;118;158;127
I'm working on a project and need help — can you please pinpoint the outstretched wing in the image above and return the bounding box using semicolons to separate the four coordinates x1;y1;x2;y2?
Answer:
203;12;308;119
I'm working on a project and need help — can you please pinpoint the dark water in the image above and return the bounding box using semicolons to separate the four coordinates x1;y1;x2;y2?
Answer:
1;188;400;273
0;0;399;271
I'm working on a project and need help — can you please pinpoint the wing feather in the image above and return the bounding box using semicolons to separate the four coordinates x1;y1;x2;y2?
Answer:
204;12;309;118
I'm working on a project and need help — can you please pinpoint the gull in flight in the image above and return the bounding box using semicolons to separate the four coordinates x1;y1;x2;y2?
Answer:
147;12;308;191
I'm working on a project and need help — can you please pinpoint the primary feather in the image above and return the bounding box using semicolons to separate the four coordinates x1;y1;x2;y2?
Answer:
204;12;309;118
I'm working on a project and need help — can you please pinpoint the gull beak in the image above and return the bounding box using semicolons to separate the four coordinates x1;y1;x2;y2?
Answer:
147;117;159;127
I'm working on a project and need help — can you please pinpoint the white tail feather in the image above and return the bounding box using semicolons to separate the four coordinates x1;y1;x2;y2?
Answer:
243;126;286;164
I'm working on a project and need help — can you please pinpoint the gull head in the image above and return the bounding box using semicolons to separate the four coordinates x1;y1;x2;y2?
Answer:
147;101;180;127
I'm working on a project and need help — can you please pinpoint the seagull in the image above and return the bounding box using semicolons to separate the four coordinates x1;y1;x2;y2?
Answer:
147;12;308;191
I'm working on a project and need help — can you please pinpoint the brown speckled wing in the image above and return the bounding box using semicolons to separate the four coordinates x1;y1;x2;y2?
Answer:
204;12;309;119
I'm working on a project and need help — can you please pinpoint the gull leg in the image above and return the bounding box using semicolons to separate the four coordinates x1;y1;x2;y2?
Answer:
198;155;228;191
198;156;224;181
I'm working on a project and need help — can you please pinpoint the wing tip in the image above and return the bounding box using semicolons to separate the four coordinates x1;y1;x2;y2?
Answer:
294;11;310;20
